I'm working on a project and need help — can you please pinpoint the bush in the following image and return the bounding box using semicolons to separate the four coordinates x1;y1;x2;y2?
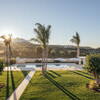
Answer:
0;60;4;72
89;81;99;90
10;58;16;65
84;54;100;73
54;60;61;63
34;60;41;63
84;54;100;86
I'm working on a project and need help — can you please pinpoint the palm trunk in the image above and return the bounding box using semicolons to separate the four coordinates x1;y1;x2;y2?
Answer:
8;44;11;66
5;45;8;65
44;48;47;74
42;48;47;75
96;76;100;86
42;49;45;74
93;72;100;86
77;45;79;58
45;47;48;72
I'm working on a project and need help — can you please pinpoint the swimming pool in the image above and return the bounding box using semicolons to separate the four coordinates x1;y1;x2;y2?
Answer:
16;63;70;68
4;63;83;71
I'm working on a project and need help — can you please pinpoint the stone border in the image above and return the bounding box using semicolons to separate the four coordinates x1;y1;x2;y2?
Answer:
7;70;35;100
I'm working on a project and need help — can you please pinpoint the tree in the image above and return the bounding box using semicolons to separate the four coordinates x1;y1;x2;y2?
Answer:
60;50;64;58
0;35;9;65
8;34;12;65
51;49;56;57
84;54;100;86
0;34;12;65
31;23;51;75
68;50;77;58
70;32;80;58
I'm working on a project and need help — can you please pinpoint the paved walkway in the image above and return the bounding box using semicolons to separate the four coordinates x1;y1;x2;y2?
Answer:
7;70;35;100
4;66;35;71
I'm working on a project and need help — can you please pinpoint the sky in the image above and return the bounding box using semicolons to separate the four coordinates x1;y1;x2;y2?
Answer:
0;0;100;48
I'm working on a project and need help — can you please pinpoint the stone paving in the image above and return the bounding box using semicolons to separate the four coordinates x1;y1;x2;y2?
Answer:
7;70;35;100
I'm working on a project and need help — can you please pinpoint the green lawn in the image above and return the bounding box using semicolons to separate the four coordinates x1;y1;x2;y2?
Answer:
0;71;29;100
20;70;100;100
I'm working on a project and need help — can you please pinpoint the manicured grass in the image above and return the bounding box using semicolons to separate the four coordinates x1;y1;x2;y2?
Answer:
20;70;100;100
0;71;29;100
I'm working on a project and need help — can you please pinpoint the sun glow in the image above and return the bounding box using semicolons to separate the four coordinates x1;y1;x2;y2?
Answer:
0;29;17;38
5;34;10;39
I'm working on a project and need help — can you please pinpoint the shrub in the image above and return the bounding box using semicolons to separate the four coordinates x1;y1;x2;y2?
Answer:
84;54;100;86
51;49;56;56
34;60;41;63
89;81;99;90
10;58;16;65
0;59;4;72
54;60;61;63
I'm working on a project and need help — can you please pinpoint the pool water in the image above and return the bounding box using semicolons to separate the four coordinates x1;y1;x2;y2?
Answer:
17;64;69;68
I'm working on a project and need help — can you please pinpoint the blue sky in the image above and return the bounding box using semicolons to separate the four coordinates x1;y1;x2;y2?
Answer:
0;0;100;48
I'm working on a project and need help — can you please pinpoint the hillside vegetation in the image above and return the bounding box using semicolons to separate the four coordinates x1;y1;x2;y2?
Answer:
0;38;100;58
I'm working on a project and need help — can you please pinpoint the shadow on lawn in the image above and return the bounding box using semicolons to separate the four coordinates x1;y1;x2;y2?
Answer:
21;71;29;77
47;72;56;78
49;70;61;77
6;71;29;99
77;71;91;76
6;71;9;99
6;71;17;99
45;75;80;100
21;71;32;84
10;71;17;100
71;71;93;80
0;72;2;75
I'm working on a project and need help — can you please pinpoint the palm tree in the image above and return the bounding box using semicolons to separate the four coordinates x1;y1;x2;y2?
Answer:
0;35;9;65
31;23;51;75
70;32;80;58
8;34;12;65
0;34;12;65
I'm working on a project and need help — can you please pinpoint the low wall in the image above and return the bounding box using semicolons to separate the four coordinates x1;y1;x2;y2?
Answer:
16;57;54;64
16;57;85;64
16;57;26;64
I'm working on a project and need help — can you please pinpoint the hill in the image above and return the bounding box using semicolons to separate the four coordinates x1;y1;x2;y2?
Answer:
0;38;100;58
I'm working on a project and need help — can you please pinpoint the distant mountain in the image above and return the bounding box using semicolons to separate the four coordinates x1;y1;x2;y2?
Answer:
12;38;29;42
0;38;96;49
50;45;92;49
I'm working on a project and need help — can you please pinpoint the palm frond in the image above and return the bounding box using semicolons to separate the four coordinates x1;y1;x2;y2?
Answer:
32;23;51;49
30;38;38;42
70;39;75;43
0;35;5;39
70;32;80;45
35;23;42;27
